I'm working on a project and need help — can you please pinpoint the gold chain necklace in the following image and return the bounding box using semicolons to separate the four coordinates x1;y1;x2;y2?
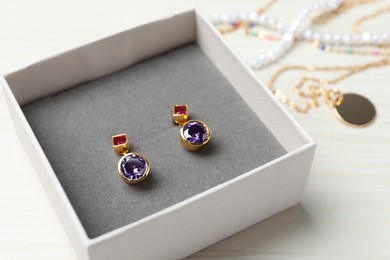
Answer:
268;57;390;125
311;0;378;24
268;3;390;126
256;0;277;15
352;5;390;33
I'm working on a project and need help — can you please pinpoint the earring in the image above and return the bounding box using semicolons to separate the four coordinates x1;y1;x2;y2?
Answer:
172;105;211;152
112;134;150;184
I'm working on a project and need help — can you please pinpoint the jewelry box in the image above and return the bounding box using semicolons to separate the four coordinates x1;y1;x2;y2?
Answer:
1;9;316;260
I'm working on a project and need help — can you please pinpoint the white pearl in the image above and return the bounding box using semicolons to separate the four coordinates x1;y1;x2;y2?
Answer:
229;13;238;21
285;39;294;47
342;34;351;44
209;13;220;24
252;58;265;69
351;34;362;45
278;41;293;54
275;40;287;51
276;22;285;32
297;13;306;20
287;27;297;33
289;21;301;33
257;15;266;25
273;45;283;55
267;17;276;28
332;34;341;44
381;33;389;44
303;30;313;40
313;33;322;41
266;51;276;61
283;33;294;42
248;12;257;22
362;32;371;42
301;7;310;15
371;34;380;44
239;12;248;22
323;33;332;42
249;57;259;66
258;54;266;62
253;55;267;68
291;18;301;28
220;13;230;23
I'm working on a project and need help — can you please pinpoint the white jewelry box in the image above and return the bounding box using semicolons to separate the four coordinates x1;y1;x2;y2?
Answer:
1;9;316;260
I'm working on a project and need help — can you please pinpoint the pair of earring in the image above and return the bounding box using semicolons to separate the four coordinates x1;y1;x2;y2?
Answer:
111;105;211;184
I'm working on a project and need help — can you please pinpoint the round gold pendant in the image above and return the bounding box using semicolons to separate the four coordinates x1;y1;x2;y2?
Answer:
179;119;211;152
334;93;376;126
112;134;151;184
173;105;211;152
117;152;150;184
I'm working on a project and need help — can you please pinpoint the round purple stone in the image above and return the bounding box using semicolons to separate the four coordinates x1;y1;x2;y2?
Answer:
182;121;209;145
119;154;148;181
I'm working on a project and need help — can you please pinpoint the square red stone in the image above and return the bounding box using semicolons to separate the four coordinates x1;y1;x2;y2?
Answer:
113;134;127;146
174;105;188;115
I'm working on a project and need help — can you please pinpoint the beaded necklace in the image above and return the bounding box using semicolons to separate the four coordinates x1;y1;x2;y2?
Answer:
211;1;390;126
210;0;390;68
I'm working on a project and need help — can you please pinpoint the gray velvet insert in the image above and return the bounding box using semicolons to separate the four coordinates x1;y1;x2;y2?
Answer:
22;44;286;238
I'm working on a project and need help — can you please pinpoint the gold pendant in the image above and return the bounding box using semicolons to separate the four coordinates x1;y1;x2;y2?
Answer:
334;93;376;126
172;105;211;152
112;134;150;184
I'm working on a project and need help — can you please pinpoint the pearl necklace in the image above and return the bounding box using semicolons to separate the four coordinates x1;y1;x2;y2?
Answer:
209;0;390;69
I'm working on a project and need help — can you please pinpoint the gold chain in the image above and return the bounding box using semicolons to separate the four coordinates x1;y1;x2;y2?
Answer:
352;5;390;33
269;1;390;113
256;0;277;14
267;57;390;113
311;0;378;24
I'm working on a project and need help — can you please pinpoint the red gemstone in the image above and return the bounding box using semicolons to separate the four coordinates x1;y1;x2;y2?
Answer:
174;105;188;115
113;135;127;146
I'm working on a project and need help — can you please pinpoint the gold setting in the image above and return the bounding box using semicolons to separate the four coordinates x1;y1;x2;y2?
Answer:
172;105;211;152
117;152;150;184
180;119;211;152
112;134;150;184
112;133;129;155
172;104;188;125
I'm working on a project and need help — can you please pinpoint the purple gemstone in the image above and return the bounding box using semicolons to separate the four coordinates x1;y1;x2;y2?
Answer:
120;154;148;181
183;121;209;145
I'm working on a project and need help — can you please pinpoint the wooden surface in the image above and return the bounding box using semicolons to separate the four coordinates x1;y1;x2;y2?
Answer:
1;0;389;259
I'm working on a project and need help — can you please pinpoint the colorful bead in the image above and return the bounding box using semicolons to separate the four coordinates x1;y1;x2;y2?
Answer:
249;30;257;37
345;47;353;54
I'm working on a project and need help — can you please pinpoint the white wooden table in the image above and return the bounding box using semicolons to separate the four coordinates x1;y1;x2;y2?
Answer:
1;0;389;259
